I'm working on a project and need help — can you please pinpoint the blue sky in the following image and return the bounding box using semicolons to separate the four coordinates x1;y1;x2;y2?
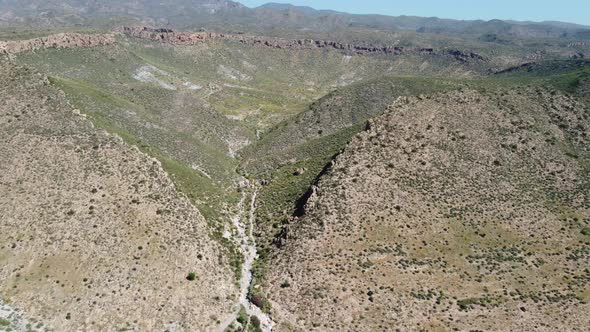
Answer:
239;0;590;26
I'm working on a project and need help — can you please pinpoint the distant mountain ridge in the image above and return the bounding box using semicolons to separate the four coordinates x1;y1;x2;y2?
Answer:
254;3;590;38
0;0;247;27
256;2;342;15
256;2;590;29
0;0;590;41
0;0;589;40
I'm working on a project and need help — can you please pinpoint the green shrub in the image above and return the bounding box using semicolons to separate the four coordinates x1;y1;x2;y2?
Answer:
186;272;197;281
237;306;248;325
250;316;262;332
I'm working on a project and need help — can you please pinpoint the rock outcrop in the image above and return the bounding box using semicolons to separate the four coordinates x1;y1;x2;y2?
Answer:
447;49;486;62
0;33;115;55
568;41;590;48
120;26;487;60
120;26;224;44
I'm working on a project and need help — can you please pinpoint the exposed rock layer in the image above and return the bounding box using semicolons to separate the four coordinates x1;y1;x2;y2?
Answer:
121;26;486;61
0;33;115;54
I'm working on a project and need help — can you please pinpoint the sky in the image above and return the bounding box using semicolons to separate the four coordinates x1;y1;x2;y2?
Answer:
239;0;590;26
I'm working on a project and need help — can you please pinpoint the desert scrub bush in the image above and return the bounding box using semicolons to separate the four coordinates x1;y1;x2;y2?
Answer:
410;289;438;301
249;316;262;332
186;272;197;281
248;292;271;313
0;319;9;327
457;296;498;311
237;306;248;326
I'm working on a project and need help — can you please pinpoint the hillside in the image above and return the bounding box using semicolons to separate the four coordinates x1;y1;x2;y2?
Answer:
240;58;590;250
0;57;237;331
261;88;590;331
1;4;590;331
240;76;463;251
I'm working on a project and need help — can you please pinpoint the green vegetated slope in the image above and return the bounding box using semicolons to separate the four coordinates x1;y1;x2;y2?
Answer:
490;59;590;93
14;33;589;238
240;59;590;308
244;59;590;242
12;35;473;269
240;75;465;249
243;58;590;242
262;86;590;331
16;35;398;220
20;49;243;225
14;33;488;228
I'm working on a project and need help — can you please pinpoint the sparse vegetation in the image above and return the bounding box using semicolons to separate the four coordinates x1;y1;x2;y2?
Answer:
262;88;590;331
0;58;237;331
1;4;590;331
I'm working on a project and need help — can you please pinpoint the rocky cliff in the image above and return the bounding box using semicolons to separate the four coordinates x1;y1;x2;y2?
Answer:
121;26;487;61
0;33;115;55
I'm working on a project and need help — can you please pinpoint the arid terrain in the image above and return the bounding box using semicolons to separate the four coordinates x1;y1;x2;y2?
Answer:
0;1;589;331
0;58;236;331
262;89;590;331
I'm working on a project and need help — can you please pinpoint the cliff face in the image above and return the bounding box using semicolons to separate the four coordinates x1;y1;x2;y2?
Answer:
120;26;487;60
0;33;115;54
120;27;224;44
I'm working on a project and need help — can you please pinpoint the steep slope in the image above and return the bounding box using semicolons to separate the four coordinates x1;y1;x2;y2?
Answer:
491;59;590;94
241;76;462;250
12;32;409;226
0;58;237;331
262;89;590;331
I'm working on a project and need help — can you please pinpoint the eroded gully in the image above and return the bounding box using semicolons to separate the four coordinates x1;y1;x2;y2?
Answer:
217;181;274;332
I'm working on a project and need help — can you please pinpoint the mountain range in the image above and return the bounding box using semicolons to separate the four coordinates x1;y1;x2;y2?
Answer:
1;0;590;40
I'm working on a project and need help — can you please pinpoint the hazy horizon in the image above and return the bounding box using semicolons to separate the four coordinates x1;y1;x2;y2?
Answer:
240;0;590;26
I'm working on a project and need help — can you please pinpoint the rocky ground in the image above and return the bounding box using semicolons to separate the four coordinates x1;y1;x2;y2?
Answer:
263;89;590;331
0;58;237;331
